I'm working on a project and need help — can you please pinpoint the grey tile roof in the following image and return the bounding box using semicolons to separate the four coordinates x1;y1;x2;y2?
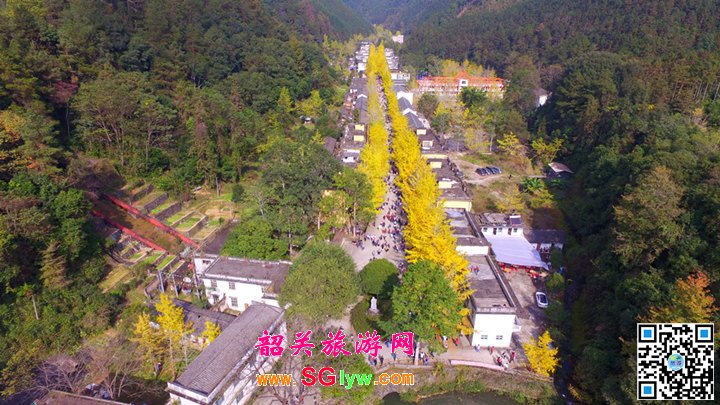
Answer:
524;229;566;244
404;112;423;129
171;299;236;336
398;97;413;112
204;257;290;293
174;304;284;396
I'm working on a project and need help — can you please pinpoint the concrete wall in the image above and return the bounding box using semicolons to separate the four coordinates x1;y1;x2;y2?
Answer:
471;313;516;347
142;193;168;213
457;245;489;256
156;201;182;221
443;200;472;211
204;278;266;312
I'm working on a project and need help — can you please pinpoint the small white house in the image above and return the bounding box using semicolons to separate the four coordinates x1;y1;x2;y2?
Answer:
195;256;290;312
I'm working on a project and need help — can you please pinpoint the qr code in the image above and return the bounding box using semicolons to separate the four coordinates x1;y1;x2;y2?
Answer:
637;323;714;400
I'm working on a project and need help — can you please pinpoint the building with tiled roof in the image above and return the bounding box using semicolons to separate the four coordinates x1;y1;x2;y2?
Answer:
417;71;505;98
167;303;285;405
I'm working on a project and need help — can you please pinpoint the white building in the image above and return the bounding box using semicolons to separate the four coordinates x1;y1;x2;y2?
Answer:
477;213;547;269
194;255;290;312
467;256;520;348
446;208;490;256
391;34;404;44
167;303;285;405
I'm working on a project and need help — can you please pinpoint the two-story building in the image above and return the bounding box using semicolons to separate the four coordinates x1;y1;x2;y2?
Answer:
167;303;285;405
194;255;290;312
417;71;505;98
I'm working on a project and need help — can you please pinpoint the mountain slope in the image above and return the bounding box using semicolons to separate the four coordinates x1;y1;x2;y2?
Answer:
406;0;720;69
342;0;452;31
267;0;372;39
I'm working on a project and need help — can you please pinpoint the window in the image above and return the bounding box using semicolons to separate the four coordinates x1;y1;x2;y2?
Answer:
210;280;217;288
483;228;488;233
493;228;497;235
230;297;238;307
229;282;236;290
508;228;512;235
496;335;503;340
480;335;488;340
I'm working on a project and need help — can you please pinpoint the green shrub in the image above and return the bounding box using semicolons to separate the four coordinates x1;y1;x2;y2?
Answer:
546;272;565;294
359;259;398;298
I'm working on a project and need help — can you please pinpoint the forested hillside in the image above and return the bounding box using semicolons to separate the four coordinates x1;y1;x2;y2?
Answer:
267;0;372;40
390;0;720;403
0;0;348;398
342;0;452;31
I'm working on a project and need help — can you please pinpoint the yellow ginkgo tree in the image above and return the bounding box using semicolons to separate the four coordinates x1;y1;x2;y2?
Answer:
523;330;559;377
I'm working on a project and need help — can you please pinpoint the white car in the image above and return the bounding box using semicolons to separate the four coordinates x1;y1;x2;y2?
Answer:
535;292;549;308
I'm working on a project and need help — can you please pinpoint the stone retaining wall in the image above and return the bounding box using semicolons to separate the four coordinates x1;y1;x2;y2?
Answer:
142;193;168;213
131;184;154;202
156;201;182;221
185;216;208;237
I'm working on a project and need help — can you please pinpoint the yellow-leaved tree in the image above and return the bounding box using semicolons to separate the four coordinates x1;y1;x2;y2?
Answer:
132;312;164;370
155;293;193;378
524;330;559;377
643;271;717;323
201;321;222;347
497;131;525;157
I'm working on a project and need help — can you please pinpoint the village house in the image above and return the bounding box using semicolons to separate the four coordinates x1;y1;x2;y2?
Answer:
417;71;505;98
167;303;285;405
546;162;573;179
524;229;566;255
446;208;490;256
398;96;415;115
193;255;290;312
467;255;520;348
477;213;548;270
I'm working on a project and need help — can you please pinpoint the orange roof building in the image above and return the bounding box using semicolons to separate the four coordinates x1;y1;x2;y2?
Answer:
416;71;505;98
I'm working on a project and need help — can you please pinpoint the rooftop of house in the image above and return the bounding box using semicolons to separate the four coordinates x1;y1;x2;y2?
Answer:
467;256;514;312
524;229;567;244
398;97;413;111
417;71;506;88
478;213;524;228
350;78;367;94
548;162;573;174
533;87;549;98
33;391;130;405
323;137;337;155
440;184;472;201
405;112;424;130
446;208;489;246
171;299;236;336
172;303;284;397
203;257;290;290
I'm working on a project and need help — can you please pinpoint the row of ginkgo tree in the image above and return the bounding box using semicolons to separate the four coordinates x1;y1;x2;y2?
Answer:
357;44;391;210
375;44;473;333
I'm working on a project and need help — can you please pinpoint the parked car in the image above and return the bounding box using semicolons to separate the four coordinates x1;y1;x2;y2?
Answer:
535;291;549;308
488;166;502;174
476;168;488;176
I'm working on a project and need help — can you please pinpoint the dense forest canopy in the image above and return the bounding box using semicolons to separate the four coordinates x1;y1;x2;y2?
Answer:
0;0;356;398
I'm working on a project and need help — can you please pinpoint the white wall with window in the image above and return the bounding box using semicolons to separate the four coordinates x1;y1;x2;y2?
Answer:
471;312;516;348
204;278;267;312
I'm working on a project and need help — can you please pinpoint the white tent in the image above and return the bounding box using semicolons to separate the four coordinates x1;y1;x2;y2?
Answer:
484;234;548;269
